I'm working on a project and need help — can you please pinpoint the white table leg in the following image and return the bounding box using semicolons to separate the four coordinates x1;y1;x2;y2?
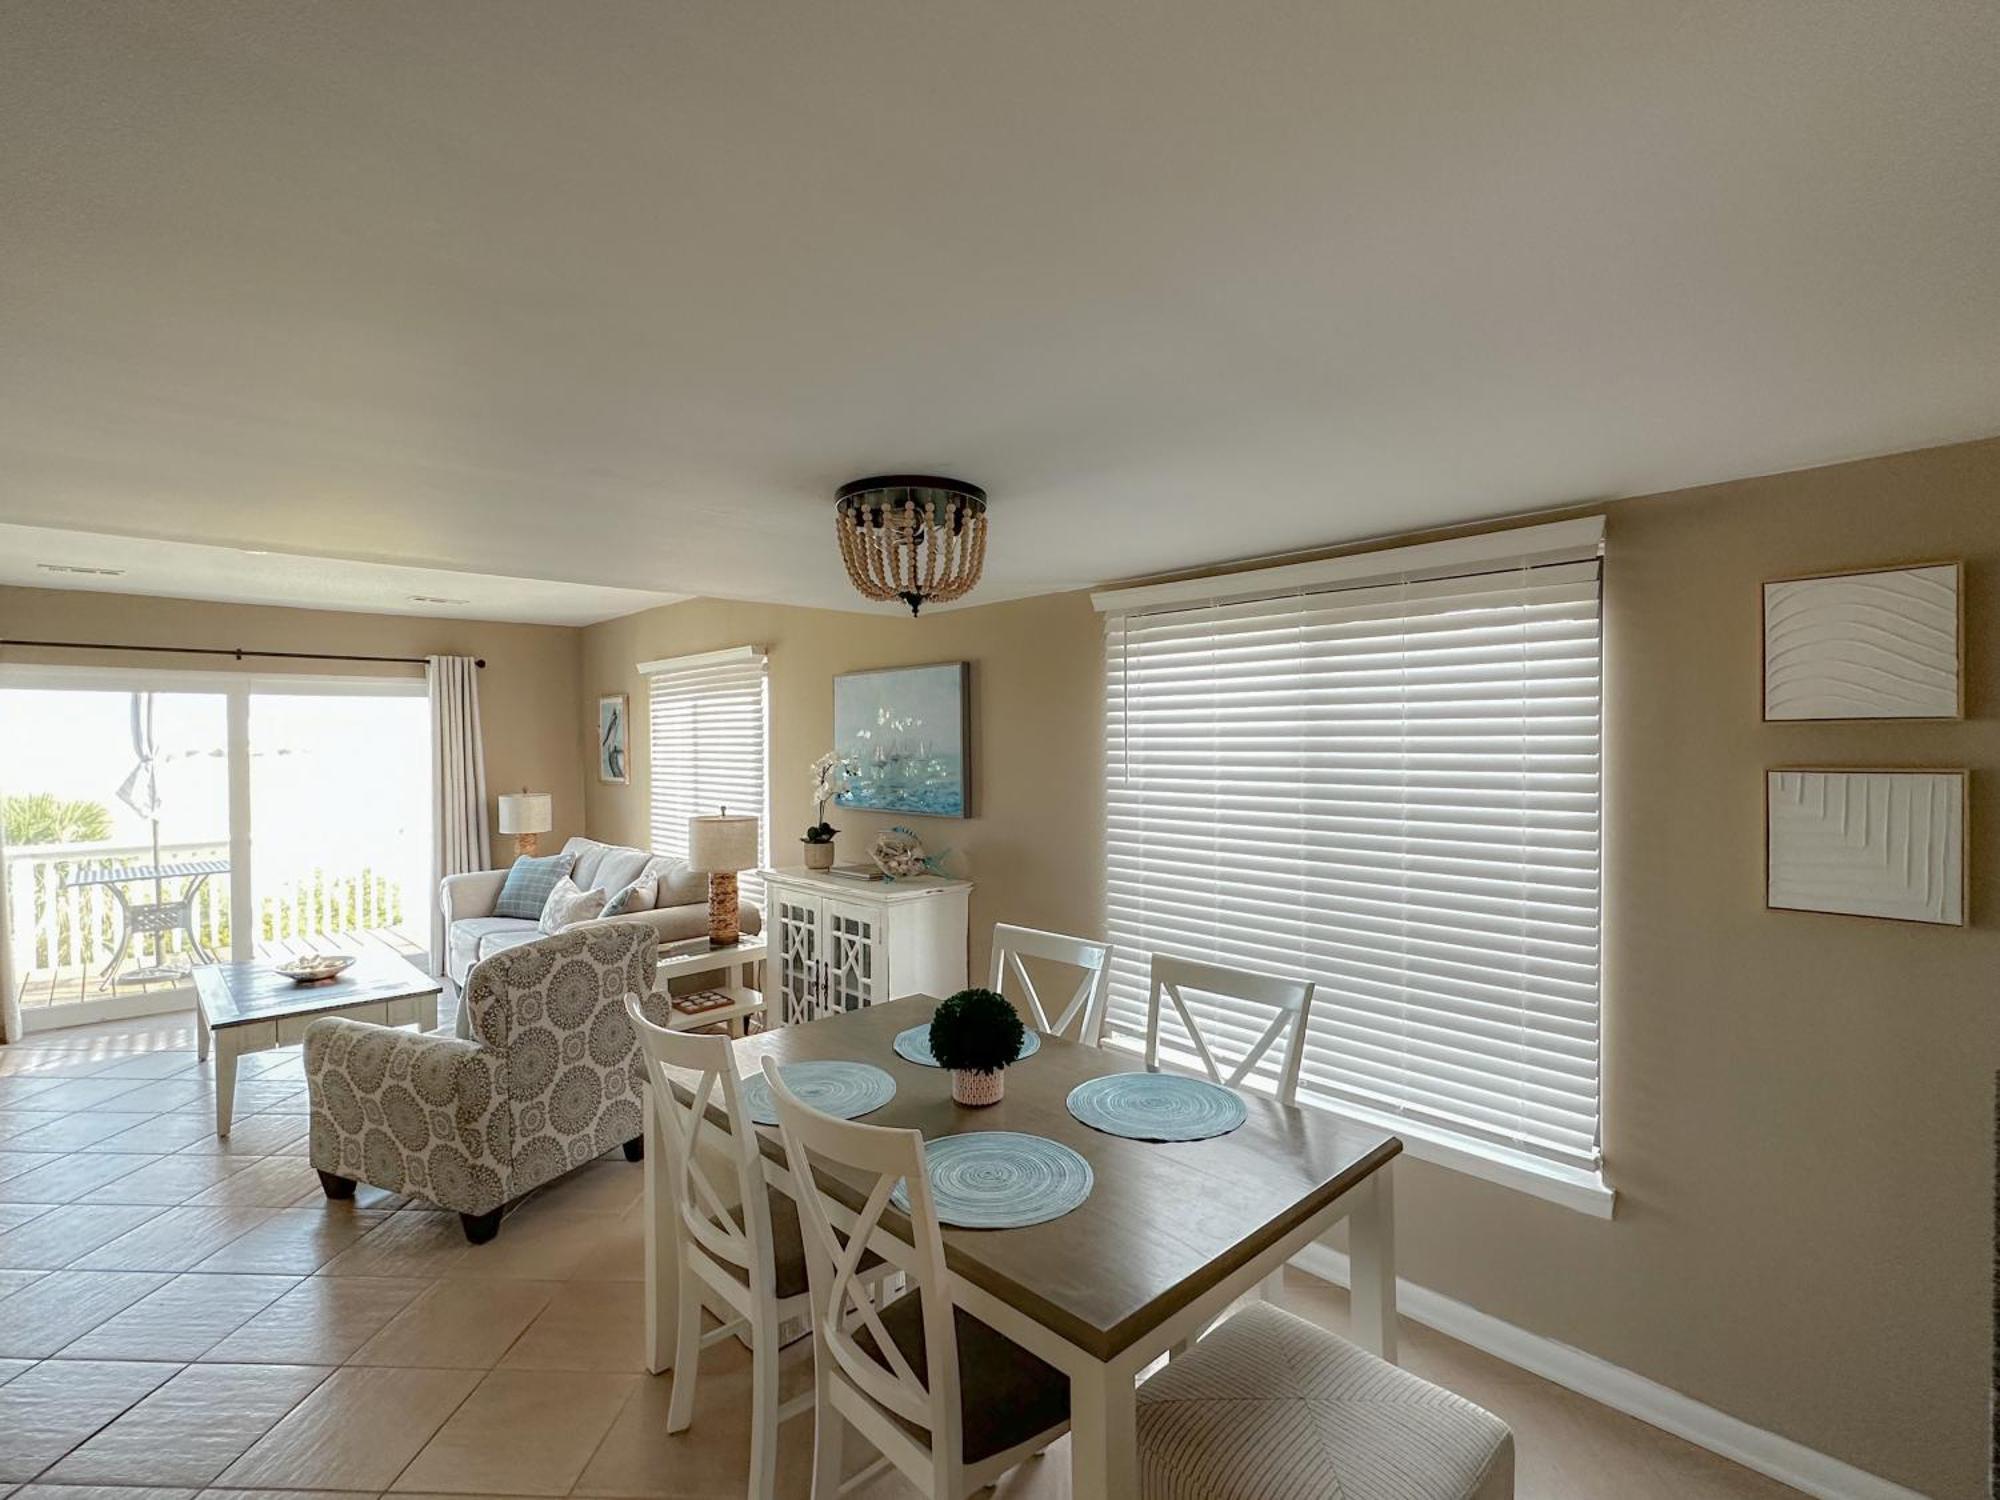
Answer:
1068;1358;1139;1500
214;1035;238;1137
195;1005;210;1063
418;992;439;1033
643;1084;681;1373
1349;1160;1398;1364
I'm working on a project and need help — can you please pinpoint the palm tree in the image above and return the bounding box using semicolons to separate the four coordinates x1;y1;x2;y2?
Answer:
2;792;115;847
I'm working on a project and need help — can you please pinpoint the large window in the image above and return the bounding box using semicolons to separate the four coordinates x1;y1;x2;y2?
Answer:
643;646;769;881
1097;519;1605;1205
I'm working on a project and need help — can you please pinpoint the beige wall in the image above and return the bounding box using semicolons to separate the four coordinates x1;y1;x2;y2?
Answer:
0;587;586;869
585;436;1999;1497
581;591;1104;984
1425;439;1997;1500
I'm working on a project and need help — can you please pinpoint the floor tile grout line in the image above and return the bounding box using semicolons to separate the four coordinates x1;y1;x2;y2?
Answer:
376;1363;496;1499
18;1355;196;1490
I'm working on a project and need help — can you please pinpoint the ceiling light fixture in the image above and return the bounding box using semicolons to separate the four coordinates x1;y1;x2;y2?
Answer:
37;562;125;577
834;474;987;616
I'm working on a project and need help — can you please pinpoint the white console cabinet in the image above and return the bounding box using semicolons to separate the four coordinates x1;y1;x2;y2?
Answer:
761;869;971;1026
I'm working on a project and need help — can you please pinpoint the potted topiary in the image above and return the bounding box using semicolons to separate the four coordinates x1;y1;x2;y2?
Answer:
927;987;1028;1107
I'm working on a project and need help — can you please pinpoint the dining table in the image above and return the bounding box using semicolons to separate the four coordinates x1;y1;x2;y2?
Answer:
640;993;1402;1500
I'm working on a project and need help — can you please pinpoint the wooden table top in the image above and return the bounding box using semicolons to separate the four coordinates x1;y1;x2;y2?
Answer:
717;994;1400;1362
193;950;442;1029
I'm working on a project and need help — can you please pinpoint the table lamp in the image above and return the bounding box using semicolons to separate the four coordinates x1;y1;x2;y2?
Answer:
497;791;553;856
688;810;759;945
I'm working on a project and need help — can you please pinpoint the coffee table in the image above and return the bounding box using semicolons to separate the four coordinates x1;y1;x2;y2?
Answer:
193;951;442;1135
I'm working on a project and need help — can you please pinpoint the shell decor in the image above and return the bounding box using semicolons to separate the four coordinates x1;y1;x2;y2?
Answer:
869;825;949;880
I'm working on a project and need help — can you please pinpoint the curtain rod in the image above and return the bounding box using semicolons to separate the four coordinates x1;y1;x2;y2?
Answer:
0;638;485;669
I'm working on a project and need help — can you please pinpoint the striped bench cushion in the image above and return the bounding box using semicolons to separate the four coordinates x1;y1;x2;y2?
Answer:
1137;1301;1513;1500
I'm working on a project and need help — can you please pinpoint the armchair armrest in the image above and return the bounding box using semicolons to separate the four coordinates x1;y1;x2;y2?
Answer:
304;1017;508;1214
440;867;509;924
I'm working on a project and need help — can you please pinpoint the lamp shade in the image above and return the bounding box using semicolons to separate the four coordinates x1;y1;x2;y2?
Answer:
496;792;553;836
688;813;759;873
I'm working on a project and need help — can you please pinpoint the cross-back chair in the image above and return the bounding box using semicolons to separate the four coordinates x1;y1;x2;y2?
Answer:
759;1057;1071;1500
1145;954;1316;1105
625;1001;830;1500
988;923;1113;1044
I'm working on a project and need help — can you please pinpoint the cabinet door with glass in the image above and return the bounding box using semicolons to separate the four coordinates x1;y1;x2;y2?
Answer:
772;887;824;1026
820;898;882;1017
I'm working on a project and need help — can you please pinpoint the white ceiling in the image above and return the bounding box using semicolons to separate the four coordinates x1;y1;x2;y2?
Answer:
0;524;682;626
3;1;1996;619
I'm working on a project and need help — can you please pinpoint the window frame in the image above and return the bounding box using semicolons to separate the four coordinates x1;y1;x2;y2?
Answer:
1093;518;1614;1217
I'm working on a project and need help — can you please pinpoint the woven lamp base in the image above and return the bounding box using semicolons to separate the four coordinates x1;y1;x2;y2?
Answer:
707;872;741;945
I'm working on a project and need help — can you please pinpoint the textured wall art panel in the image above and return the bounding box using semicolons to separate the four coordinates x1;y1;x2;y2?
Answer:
1763;563;1960;720
1767;770;1965;925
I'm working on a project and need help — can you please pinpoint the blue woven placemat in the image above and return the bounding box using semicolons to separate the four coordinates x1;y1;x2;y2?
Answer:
891;1131;1093;1229
892;1022;1041;1069
742;1061;897;1126
1066;1072;1247;1142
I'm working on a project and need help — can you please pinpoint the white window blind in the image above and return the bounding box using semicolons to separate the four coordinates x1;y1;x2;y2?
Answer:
1098;521;1603;1172
643;647;768;885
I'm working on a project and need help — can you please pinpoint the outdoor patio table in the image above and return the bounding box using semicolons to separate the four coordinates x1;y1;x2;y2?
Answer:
63;857;230;986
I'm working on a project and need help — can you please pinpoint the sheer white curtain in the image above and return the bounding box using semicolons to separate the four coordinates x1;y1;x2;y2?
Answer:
427;655;489;968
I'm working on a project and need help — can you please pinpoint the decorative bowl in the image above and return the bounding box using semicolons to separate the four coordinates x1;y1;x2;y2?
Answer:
274;953;356;984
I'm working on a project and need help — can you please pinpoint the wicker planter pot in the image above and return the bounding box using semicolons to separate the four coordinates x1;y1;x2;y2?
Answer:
951;1069;1006;1107
801;839;836;871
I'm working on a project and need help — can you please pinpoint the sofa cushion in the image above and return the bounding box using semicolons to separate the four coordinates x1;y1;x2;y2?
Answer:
563;836;608;890
587;847;653;897
449;917;531;985
494;852;576;919
647;855;708;908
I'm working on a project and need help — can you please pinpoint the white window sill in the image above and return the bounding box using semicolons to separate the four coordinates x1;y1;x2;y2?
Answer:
1099;1034;1616;1219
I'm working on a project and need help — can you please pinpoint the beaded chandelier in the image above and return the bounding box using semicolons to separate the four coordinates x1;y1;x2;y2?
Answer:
835;475;988;616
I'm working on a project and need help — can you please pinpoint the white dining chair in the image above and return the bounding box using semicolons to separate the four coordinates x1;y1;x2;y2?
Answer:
758;1056;1072;1500
625;1000;863;1500
1138;1301;1514;1499
1145;953;1316;1105
988;923;1114;1044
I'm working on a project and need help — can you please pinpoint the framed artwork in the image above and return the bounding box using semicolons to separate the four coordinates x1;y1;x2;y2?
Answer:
1766;769;1966;926
597;693;630;784
1762;562;1962;720
833;661;970;818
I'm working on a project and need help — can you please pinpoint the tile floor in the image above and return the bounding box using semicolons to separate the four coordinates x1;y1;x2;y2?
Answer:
0;1011;1805;1500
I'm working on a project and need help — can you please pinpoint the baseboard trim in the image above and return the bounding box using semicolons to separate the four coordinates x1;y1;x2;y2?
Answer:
1288;1244;1927;1500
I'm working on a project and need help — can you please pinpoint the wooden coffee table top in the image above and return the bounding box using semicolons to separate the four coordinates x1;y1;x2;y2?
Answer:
193;950;442;1030
714;994;1400;1362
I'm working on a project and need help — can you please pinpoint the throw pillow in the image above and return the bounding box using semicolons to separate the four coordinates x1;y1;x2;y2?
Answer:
538;876;608;935
602;876;658;918
494;851;575;919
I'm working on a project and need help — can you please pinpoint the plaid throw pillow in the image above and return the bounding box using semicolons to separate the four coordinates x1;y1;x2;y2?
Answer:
494;851;575;919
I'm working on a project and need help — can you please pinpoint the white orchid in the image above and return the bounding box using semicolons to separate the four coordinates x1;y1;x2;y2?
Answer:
809;751;851;809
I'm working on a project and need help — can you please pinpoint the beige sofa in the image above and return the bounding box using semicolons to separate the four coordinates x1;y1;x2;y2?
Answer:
440;835;762;990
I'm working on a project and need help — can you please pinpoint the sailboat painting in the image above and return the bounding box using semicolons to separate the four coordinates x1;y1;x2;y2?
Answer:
833;663;969;819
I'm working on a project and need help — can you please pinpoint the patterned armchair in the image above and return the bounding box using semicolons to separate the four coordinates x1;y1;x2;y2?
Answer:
305;924;661;1242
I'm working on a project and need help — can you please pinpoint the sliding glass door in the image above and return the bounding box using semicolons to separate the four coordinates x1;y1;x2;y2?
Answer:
0;680;233;1029
0;666;433;1034
248;686;431;971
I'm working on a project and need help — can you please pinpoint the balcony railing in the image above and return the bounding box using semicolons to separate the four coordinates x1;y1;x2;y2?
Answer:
3;837;420;1003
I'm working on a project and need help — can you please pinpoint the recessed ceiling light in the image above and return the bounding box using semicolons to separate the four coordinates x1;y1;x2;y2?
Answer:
409;594;471;606
37;562;125;577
